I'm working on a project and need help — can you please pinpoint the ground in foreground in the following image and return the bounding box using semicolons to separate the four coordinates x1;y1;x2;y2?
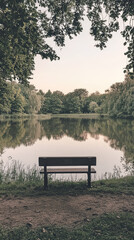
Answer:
0;177;134;239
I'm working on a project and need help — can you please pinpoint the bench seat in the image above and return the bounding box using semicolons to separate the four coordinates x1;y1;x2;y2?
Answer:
40;167;96;174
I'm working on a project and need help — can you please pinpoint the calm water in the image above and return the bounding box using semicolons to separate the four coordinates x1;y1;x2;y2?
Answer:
0;117;134;180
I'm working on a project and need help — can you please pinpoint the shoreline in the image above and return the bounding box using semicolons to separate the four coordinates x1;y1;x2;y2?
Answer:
0;113;133;120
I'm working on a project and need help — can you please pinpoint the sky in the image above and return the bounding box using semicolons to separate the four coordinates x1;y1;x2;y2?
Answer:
32;19;127;95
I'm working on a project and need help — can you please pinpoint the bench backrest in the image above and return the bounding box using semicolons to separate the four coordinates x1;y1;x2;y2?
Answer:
39;157;96;166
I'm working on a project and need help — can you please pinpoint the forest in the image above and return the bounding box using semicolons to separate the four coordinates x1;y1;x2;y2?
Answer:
0;74;133;118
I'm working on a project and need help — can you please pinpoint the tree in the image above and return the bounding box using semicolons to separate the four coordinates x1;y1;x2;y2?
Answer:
64;94;81;113
0;0;133;84
101;73;134;118
0;80;13;113
72;89;88;112
53;90;64;101
73;89;88;99
49;95;63;114
45;90;52;98
88;101;99;113
18;83;42;113
11;89;25;114
27;91;42;113
41;93;63;114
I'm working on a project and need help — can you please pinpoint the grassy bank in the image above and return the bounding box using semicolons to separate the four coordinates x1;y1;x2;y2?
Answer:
1;113;133;121
0;113;108;121
0;113;51;121
51;113;109;119
0;176;134;197
0;160;134;196
0;212;134;240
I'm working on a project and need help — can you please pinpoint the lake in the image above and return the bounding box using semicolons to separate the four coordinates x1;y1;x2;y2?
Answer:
0;117;134;181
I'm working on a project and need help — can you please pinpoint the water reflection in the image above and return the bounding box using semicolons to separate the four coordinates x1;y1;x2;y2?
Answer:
0;118;133;172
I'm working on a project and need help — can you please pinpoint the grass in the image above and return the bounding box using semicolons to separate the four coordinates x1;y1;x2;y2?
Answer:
0;159;134;196
92;176;134;194
51;113;109;119
0;113;51;120
1;176;134;197
0;212;134;240
0;113;106;121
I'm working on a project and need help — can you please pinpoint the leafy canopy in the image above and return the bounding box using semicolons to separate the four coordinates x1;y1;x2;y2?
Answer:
0;0;134;84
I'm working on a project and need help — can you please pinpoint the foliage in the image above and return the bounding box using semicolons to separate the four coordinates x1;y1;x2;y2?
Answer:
64;94;81;113
41;89;89;114
0;0;134;83
88;101;99;113
86;0;134;75
0;80;12;113
0;74;133;117
0;81;42;114
0;0;59;84
102;74;134;118
41;93;63;114
0;80;25;114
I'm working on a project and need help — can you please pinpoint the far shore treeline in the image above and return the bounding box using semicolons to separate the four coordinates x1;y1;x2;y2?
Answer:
0;74;134;118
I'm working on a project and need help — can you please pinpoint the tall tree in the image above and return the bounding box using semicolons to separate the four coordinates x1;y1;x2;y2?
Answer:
72;89;88;112
41;93;63;114
0;0;133;84
102;73;134;117
11;89;25;114
0;80;12;113
64;94;81;113
88;101;99;113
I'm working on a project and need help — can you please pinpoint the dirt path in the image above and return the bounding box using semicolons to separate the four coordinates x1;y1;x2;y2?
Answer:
0;194;134;229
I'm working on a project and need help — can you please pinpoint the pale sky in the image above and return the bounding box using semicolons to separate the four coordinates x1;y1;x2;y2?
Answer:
32;19;127;95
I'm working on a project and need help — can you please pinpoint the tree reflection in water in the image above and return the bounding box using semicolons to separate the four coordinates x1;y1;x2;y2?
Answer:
0;118;133;172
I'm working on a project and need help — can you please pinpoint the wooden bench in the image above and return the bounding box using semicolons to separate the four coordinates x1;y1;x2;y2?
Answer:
39;157;96;189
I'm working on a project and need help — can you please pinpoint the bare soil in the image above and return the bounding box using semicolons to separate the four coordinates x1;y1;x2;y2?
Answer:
0;194;134;229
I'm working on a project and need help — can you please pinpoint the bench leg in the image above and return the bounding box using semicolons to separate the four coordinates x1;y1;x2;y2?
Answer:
88;165;91;188
44;165;48;189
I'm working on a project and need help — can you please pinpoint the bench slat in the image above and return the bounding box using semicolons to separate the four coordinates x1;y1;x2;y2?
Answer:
39;157;96;166
40;167;96;174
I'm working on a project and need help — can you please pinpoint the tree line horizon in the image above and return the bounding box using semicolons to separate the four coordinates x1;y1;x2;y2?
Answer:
0;73;133;118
